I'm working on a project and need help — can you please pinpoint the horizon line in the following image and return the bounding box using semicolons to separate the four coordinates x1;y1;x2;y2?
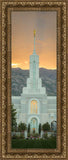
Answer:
11;67;57;70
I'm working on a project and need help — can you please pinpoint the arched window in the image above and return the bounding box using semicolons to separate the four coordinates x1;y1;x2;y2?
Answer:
30;100;38;114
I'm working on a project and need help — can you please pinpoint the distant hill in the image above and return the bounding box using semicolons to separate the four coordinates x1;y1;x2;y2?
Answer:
11;68;57;96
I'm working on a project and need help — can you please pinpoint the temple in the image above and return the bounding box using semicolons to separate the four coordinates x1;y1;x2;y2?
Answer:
12;31;57;134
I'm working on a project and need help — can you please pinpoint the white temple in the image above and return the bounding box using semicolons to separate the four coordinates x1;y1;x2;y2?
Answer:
12;31;57;134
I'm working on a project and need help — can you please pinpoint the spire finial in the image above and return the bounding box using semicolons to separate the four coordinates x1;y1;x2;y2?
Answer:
33;30;36;54
34;30;36;37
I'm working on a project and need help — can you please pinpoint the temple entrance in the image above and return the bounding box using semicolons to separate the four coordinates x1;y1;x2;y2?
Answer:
30;118;38;133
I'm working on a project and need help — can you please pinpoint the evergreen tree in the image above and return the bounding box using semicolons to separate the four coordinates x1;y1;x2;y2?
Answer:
39;123;41;134
28;124;30;133
11;104;17;131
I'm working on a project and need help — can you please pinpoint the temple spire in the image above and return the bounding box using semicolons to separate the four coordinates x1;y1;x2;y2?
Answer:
33;30;36;54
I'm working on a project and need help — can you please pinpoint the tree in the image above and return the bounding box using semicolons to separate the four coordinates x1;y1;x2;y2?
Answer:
39;123;41;134
28;124;30;133
42;122;50;132
11;104;17;132
18;122;27;132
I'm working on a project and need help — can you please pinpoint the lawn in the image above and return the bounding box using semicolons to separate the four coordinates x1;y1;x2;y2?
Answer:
11;137;56;149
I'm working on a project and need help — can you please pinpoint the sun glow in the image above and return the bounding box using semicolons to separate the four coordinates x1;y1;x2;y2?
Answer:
11;62;29;69
12;63;20;68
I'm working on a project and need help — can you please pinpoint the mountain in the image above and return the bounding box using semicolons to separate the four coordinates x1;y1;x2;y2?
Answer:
11;68;57;96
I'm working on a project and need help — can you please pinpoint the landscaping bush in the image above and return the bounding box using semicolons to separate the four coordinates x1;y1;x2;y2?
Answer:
27;133;31;137
42;122;50;132
12;133;25;139
18;122;27;132
43;133;48;139
32;133;39;138
19;133;24;139
12;134;18;139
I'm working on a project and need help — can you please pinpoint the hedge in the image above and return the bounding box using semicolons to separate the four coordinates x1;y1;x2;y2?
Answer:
11;137;56;149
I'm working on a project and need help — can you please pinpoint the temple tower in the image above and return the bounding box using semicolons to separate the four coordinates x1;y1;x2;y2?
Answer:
22;30;46;95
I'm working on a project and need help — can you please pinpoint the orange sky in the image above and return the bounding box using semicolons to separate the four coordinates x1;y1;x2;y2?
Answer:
11;11;57;69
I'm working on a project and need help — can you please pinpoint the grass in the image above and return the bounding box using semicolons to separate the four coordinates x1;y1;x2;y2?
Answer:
11;137;56;149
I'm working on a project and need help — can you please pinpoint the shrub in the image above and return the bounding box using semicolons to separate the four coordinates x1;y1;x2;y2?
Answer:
32;133;39;138
19;134;24;139
42;122;50;132
12;134;17;139
28;133;31;137
43;133;48;139
18;122;27;132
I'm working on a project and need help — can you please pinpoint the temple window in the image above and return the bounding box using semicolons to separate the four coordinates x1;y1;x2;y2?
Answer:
30;100;38;114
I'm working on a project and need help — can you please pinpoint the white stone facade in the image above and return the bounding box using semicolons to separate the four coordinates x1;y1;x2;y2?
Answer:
12;34;57;134
12;96;57;127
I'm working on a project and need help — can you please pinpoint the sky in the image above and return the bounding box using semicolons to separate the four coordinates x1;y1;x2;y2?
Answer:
11;11;57;69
